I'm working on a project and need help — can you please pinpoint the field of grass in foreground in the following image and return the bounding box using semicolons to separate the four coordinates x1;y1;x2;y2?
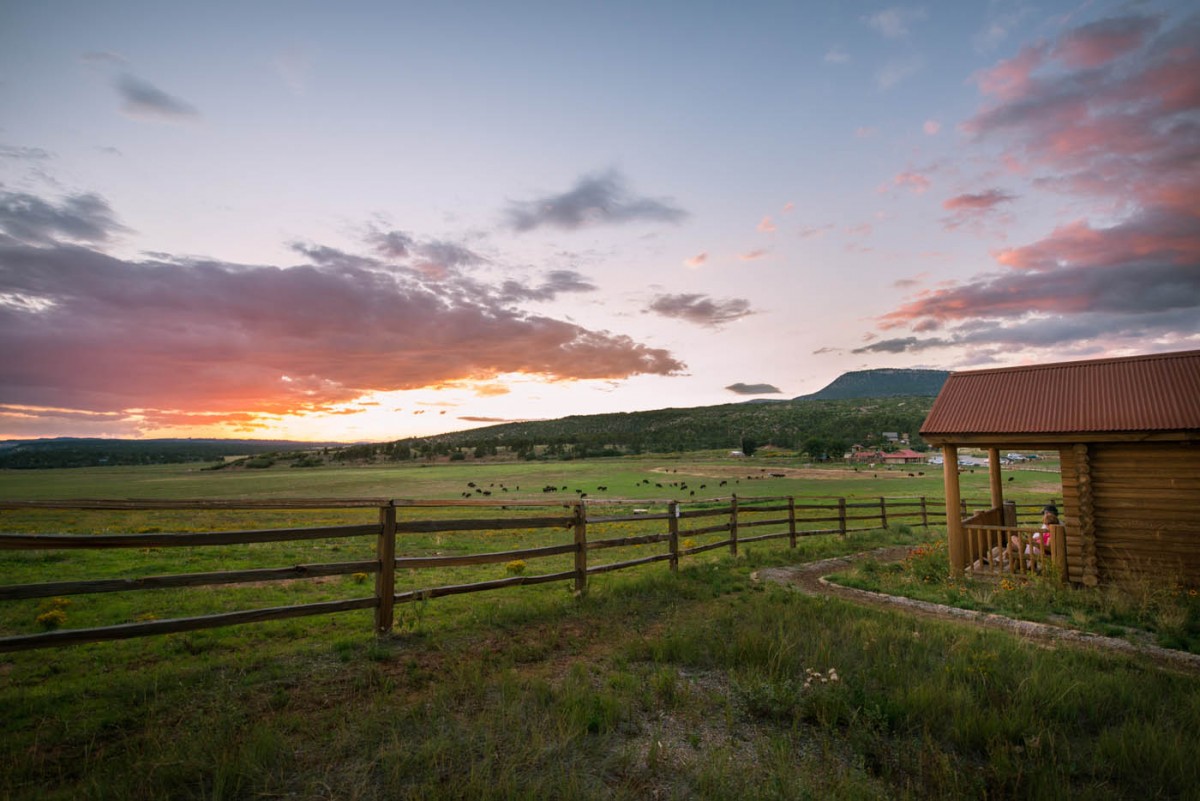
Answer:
10;455;1188;799
4;522;1199;800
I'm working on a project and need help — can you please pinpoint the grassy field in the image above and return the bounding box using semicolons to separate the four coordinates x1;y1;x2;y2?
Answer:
0;451;1064;505
8;456;1196;800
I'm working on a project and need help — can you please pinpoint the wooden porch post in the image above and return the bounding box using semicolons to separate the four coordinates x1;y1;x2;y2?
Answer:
988;447;1004;510
942;445;965;573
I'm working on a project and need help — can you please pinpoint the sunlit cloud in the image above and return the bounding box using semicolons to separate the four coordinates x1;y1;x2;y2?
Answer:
0;224;686;426
883;171;932;194
923;119;941;135
738;248;769;261
941;188;1017;229
756;216;777;233
684;252;708;268
854;12;1200;359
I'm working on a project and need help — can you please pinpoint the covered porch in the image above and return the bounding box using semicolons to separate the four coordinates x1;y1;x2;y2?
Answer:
938;445;1069;581
920;350;1200;588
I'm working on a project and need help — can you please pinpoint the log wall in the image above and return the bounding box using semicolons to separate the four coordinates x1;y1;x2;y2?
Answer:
1087;442;1200;584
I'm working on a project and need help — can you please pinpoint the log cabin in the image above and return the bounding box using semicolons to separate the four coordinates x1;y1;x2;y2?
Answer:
920;350;1200;586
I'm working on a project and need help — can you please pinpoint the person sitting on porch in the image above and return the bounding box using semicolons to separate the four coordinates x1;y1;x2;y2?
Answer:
1008;504;1059;569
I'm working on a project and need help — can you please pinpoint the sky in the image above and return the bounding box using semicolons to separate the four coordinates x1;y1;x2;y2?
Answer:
1;0;1197;443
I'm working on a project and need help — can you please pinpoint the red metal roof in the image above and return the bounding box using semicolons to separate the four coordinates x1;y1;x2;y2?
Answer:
920;350;1200;437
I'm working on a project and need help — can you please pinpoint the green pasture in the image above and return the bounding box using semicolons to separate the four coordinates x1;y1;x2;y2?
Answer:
12;456;1191;801
0;453;1063;506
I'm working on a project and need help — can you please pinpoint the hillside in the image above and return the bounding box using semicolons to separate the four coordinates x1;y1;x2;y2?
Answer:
795;368;950;401
394;395;934;459
0;438;339;470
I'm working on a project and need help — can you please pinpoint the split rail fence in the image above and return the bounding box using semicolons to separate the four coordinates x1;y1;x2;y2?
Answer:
0;494;1045;653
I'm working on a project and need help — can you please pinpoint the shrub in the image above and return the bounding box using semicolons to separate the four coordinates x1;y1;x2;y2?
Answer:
506;560;527;576
36;609;67;629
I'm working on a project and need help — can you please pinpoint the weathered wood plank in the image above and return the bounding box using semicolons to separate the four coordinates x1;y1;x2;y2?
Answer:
677;522;731;537
0;560;379;601
586;553;673;574
0;597;377;653
681;539;733;556
394;516;573;533
393;571;575;603
587;533;671;550
0;524;378;550
394;543;577;569
0;498;387;510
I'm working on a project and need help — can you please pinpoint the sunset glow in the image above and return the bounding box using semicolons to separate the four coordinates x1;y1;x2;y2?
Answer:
2;1;1197;442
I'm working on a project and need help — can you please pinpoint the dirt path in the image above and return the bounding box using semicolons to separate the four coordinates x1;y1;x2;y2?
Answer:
753;547;1200;675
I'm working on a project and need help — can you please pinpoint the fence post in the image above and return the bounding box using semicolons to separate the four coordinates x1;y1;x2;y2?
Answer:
920;496;929;528
573;501;588;596
729;495;739;557
668;500;679;572
879;497;888;530
838;497;847;536
375;502;397;635
787;496;797;548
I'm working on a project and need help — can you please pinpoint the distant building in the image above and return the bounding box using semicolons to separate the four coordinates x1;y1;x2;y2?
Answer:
881;449;924;464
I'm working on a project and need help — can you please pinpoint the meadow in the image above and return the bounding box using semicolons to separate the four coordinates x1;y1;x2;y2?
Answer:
6;455;1198;800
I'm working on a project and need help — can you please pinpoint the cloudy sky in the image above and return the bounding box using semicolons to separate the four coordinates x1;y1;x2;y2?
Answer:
1;1;1197;442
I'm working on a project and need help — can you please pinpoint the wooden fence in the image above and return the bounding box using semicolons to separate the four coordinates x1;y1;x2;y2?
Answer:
0;494;1042;652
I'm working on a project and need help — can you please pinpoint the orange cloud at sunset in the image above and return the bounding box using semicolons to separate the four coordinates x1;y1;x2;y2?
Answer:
0;242;685;435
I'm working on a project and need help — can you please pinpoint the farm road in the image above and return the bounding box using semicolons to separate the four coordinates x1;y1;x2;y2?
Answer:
753;547;1200;675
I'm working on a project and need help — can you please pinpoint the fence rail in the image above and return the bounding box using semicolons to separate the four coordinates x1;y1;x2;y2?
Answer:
0;494;1051;652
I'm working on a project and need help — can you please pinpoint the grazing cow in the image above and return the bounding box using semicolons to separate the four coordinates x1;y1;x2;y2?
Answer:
719;480;727;487
467;482;476;488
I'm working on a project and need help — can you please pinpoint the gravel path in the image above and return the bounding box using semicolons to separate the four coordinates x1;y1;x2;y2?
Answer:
753;546;1200;675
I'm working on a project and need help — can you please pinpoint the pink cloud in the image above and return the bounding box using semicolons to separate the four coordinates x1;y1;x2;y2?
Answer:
886;171;932;194
923;119;941;135
859;13;1200;356
756;216;777;233
1054;15;1160;68
798;223;834;239
0;244;686;422
943;189;1017;211
941;188;1017;230
738;248;769;261
684;252;708;268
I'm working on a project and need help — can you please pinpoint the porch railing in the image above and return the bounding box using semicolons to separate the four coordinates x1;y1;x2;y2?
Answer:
961;510;1066;579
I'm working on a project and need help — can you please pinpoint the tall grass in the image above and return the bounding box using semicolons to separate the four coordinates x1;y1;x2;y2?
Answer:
4;525;1198;799
834;538;1200;653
